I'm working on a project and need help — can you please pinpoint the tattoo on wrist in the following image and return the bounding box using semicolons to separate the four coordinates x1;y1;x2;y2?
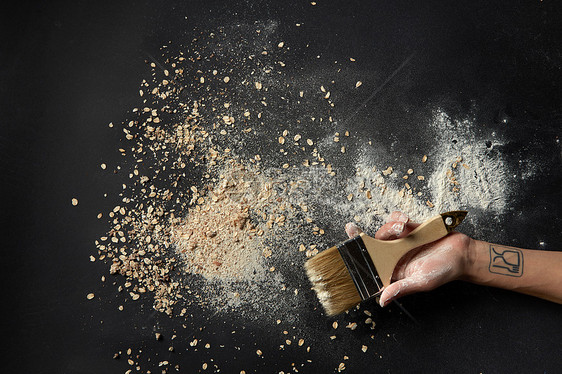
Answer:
488;245;523;277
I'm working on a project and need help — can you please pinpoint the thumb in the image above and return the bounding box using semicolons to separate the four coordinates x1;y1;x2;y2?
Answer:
379;279;418;307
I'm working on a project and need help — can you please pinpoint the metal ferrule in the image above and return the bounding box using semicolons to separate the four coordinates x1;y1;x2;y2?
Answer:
337;236;383;301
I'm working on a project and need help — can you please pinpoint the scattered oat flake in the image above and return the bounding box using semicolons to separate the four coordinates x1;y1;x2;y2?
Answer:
87;293;94;300
422;154;428;163
71;198;78;206
223;76;230;83
278;41;284;48
307;139;313;146
362;345;368;352
355;81;362;88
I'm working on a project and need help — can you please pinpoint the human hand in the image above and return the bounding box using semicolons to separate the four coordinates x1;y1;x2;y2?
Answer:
345;211;473;307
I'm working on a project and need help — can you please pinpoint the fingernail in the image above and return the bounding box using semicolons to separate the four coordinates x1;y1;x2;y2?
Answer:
390;222;405;236
346;222;359;230
379;297;387;307
346;222;360;235
397;213;409;223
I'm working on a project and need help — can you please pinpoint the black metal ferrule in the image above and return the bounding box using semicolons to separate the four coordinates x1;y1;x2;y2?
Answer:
337;236;383;301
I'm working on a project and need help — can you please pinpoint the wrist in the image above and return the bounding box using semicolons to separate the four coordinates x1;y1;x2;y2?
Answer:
460;237;484;282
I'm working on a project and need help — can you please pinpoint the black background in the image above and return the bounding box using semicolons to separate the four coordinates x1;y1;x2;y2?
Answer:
2;0;562;373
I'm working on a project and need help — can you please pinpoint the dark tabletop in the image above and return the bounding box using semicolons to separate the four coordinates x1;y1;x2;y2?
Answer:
2;0;562;373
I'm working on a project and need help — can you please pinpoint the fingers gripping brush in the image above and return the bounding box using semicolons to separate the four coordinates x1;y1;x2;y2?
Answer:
305;211;467;316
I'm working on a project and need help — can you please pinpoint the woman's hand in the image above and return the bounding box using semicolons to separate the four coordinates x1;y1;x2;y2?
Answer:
345;211;473;307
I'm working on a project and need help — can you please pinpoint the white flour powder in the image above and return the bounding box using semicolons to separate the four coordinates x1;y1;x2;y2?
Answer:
427;110;510;216
326;109;516;232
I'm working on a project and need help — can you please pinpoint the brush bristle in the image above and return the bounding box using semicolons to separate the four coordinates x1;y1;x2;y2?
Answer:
305;246;361;316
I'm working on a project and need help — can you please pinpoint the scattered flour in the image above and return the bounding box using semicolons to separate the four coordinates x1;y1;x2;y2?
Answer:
427;110;510;216
325;109;515;232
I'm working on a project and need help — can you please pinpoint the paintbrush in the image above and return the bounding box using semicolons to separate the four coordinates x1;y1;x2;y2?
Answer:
305;211;467;316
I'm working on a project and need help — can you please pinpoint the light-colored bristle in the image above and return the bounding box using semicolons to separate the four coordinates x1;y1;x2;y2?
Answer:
305;246;361;316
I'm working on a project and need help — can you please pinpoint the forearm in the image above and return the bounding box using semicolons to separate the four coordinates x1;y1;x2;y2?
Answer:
463;239;562;304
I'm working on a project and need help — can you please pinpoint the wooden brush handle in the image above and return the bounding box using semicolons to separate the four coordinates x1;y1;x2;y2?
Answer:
360;214;450;288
